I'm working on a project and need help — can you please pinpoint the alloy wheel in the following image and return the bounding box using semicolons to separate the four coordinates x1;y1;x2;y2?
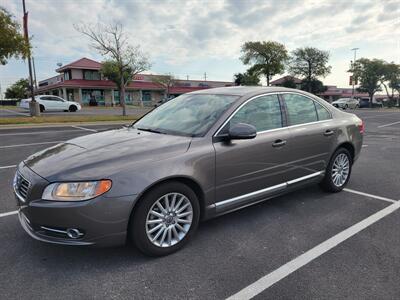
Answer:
145;192;193;248
331;153;350;187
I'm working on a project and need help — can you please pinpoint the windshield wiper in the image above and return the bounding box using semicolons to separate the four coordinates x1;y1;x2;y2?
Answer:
136;127;167;134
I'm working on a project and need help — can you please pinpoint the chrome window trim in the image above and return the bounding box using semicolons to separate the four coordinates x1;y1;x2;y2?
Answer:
214;92;282;137
215;171;323;208
279;91;333;119
214;91;333;137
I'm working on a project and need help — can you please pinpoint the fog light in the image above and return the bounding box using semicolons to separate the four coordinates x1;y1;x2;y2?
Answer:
66;228;84;239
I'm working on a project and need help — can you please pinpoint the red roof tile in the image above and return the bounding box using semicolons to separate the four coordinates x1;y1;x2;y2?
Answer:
270;76;302;85
37;79;165;91
56;58;102;72
169;86;209;94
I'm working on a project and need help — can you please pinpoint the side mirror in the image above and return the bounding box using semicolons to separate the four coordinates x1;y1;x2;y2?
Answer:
229;123;257;140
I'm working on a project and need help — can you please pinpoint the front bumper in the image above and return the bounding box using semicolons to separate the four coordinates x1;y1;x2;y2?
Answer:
15;163;137;247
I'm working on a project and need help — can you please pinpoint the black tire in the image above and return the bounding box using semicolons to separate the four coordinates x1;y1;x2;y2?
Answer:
320;148;352;193
130;182;200;256
39;105;45;112
69;105;77;112
344;104;348;110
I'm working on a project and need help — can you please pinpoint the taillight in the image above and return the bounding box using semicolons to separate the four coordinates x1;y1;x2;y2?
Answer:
358;120;365;134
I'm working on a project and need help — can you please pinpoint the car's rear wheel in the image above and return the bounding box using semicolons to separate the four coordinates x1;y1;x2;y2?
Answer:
69;105;77;112
130;182;200;256
39;105;45;112
344;104;348;110
320;148;352;193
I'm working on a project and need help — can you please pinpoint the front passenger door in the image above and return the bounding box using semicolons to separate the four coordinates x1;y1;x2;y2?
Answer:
213;94;292;212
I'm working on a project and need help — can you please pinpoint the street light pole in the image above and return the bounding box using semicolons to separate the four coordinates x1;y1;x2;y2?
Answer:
22;0;40;116
351;48;359;99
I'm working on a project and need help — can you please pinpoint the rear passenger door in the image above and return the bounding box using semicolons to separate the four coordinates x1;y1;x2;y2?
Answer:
281;93;336;179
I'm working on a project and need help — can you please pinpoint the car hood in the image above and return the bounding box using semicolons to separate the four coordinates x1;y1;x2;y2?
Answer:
24;127;192;181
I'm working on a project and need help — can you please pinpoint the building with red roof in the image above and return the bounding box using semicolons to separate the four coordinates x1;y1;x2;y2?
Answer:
37;57;233;106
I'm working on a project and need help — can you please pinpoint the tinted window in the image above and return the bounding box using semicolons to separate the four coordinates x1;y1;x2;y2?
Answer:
134;94;238;137
229;94;282;132
314;101;331;120
284;94;318;125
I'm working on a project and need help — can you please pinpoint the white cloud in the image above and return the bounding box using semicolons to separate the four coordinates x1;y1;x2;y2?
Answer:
1;0;398;90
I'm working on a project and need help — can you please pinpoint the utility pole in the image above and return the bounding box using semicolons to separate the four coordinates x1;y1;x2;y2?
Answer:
186;75;189;81
204;72;207;81
351;48;359;99
22;0;40;116
32;56;38;90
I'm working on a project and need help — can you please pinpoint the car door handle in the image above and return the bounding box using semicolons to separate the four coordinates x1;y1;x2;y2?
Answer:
323;130;334;136
272;139;287;147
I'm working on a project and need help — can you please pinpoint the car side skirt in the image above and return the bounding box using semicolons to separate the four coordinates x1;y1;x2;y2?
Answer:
208;171;324;217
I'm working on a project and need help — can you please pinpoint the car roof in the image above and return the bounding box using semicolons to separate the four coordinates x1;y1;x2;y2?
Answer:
190;86;313;98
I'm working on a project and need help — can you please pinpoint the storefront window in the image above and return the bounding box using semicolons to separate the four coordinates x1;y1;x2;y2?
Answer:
113;90;133;105
82;89;105;106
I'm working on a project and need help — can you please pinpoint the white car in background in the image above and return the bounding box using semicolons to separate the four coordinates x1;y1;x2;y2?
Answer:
331;98;359;109
20;95;81;112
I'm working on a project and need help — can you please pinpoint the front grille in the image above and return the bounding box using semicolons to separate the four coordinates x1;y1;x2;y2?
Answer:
15;172;31;201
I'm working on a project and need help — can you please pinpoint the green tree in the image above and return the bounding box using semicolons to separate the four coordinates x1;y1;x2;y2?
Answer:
288;47;331;93
152;74;176;99
0;7;29;65
381;62;400;106
240;41;288;86
352;58;385;108
4;78;29;99
300;79;327;95
101;60;134;105
76;23;151;115
233;71;260;86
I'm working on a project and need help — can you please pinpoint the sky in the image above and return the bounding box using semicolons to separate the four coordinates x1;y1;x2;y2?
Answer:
1;0;399;95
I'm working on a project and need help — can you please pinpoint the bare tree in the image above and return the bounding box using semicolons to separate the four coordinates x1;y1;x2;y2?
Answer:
75;23;151;115
152;74;176;100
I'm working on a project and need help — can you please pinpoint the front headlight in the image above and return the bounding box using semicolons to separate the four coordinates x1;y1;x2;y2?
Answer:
42;180;112;201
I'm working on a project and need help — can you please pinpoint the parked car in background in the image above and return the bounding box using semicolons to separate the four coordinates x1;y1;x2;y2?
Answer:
331;98;359;109
20;95;82;112
14;87;363;256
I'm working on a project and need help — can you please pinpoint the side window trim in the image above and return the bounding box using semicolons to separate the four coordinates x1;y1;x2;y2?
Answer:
214;93;282;137
280;92;332;126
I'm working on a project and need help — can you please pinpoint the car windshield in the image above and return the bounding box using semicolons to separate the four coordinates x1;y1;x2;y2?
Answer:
133;94;238;137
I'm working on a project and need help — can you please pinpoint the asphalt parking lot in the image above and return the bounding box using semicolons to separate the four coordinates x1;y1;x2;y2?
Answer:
0;110;399;299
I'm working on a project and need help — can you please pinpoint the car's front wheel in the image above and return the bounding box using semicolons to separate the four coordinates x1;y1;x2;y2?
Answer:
69;105;77;112
130;182;200;256
320;148;352;193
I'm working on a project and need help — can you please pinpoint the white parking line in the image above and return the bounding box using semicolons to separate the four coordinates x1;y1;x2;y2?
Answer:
0;129;84;136
343;188;396;203
362;145;368;148
0;141;63;149
0;165;16;170
71;125;98;132
378;120;400;128
0;210;18;218
227;197;400;300
0;109;30;116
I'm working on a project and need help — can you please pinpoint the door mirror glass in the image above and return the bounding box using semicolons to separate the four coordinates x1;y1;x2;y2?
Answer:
229;123;257;140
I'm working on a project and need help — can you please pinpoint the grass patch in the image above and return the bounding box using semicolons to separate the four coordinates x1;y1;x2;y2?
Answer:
0;105;20;109
0;115;137;125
